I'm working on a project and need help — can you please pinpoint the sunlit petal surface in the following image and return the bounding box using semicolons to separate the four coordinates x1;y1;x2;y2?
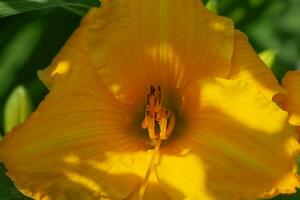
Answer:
228;30;282;100
1;62;152;199
156;78;299;199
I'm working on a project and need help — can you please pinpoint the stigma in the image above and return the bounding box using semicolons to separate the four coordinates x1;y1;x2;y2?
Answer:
141;85;175;141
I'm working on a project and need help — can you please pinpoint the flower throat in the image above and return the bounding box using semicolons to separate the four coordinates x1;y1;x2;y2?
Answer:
141;85;176;141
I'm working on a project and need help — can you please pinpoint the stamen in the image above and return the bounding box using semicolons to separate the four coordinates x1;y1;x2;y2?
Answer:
138;86;176;199
141;86;175;141
137;138;161;200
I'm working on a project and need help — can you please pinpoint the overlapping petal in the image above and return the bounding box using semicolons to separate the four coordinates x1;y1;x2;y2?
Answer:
279;71;300;126
0;62;154;199
39;0;234;106
156;78;300;199
228;31;282;100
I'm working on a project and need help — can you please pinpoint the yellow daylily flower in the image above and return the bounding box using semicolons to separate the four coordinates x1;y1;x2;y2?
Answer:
0;0;299;199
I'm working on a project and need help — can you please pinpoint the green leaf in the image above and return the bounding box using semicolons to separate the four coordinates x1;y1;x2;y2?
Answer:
4;85;33;133
206;0;218;13
259;49;278;68
0;20;43;98
62;5;86;16
0;0;99;18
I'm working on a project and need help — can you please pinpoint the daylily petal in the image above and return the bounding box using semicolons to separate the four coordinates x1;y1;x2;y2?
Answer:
0;63;151;199
156;78;300;199
37;19;90;89
127;171;172;200
280;71;300;126
85;0;234;105
156;141;213;200
228;30;282;100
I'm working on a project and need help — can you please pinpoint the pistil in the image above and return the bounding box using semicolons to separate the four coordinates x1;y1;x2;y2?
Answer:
137;86;175;199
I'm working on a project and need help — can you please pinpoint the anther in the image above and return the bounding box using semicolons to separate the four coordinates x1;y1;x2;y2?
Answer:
141;85;176;141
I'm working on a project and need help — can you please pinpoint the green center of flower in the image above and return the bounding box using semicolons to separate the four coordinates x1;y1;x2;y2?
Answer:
141;85;176;141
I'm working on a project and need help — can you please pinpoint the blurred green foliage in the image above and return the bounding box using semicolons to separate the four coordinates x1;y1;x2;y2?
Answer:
259;49;278;68
0;0;98;17
0;0;299;199
4;85;33;133
214;0;300;78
